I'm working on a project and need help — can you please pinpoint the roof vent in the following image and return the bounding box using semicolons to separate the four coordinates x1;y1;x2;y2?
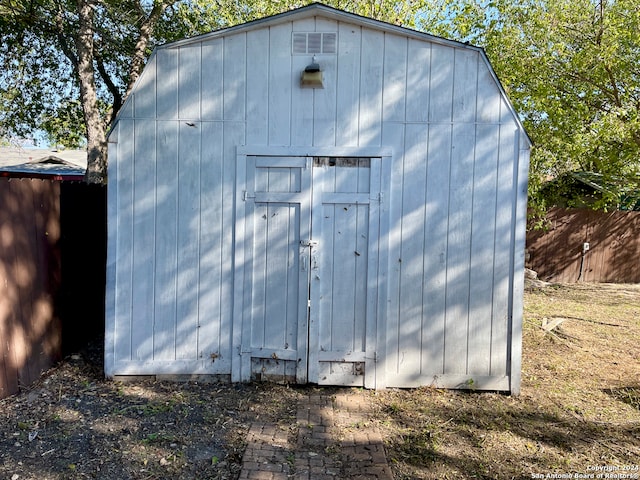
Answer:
292;32;337;55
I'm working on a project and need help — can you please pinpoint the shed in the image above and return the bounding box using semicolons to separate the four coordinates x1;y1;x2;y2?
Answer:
0;149;106;399
106;3;531;393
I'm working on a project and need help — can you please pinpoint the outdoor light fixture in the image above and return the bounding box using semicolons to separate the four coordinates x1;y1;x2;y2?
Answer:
300;56;323;88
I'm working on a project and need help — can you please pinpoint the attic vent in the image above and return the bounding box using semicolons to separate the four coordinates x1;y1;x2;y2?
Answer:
292;32;337;55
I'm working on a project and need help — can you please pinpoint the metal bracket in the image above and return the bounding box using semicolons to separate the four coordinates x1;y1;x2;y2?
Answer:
300;239;319;248
242;190;256;201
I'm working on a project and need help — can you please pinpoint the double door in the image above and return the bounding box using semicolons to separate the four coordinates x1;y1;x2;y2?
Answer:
237;156;382;386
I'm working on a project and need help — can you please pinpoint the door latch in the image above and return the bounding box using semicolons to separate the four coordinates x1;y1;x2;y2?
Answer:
300;240;319;248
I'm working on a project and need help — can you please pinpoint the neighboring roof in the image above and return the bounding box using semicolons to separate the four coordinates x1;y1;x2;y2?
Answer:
570;171;640;211
114;2;531;146
542;171;640;211
0;147;87;180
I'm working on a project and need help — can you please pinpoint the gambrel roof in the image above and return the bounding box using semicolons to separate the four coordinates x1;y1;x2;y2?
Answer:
112;2;531;147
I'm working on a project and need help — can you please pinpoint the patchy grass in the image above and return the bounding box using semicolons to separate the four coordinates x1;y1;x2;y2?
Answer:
372;283;640;479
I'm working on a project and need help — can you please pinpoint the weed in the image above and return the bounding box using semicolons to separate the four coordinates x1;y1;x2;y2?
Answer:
605;386;640;410
348;420;369;429
141;400;176;415
395;427;439;465
385;402;401;414
324;444;341;455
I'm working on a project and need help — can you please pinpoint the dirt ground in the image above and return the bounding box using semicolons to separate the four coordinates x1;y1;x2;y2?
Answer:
1;282;639;479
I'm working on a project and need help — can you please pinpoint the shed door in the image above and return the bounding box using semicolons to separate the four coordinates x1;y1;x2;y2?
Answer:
309;157;380;386
239;156;380;387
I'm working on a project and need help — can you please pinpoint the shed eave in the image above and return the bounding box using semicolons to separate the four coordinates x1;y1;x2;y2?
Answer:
161;2;483;54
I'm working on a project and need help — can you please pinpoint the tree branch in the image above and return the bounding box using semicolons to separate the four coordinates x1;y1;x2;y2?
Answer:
55;6;79;77
603;64;623;108
548;58;622;111
122;0;177;103
95;52;122;125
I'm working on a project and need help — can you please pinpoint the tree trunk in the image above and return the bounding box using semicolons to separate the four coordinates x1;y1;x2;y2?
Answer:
75;0;107;184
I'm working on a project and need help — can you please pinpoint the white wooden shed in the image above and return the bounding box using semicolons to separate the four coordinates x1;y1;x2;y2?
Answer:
106;3;531;393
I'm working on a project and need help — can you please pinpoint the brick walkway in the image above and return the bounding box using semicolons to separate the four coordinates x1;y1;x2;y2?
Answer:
239;392;394;480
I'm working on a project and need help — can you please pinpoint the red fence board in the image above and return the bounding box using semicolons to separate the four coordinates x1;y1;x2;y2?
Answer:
0;178;62;399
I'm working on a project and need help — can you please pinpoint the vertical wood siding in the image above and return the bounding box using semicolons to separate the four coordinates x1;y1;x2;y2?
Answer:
107;15;528;390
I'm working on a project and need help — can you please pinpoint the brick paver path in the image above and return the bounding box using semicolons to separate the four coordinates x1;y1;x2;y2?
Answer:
239;392;393;480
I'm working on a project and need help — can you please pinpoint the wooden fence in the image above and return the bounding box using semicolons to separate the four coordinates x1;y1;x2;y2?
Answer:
526;208;640;283
0;178;62;399
0;177;106;399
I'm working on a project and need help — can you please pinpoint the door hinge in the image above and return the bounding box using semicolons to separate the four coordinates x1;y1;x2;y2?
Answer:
300;239;319;248
368;351;378;363
242;190;256;201
371;192;384;203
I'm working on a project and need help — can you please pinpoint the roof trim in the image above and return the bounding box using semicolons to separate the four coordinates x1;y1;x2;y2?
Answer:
0;170;85;181
164;3;479;52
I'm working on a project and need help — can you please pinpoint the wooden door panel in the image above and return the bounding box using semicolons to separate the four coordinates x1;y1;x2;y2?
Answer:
310;158;377;386
242;157;311;383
